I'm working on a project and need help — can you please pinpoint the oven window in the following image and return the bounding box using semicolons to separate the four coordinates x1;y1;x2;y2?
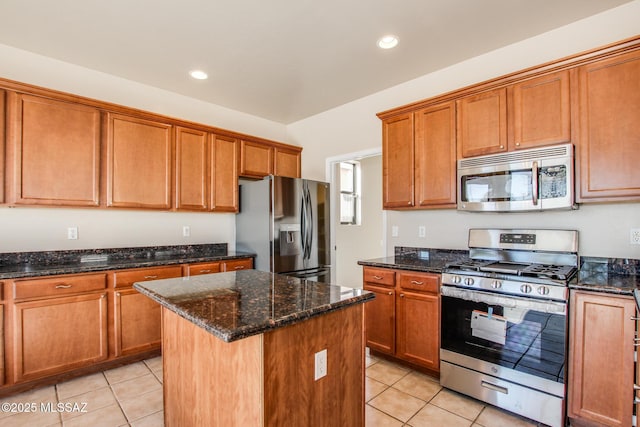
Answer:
441;295;566;383
460;169;532;202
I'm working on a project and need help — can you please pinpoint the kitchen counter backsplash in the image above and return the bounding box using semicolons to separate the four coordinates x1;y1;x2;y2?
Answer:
358;247;468;274
572;256;640;295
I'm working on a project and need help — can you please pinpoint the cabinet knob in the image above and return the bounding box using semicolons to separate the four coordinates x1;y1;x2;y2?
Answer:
515;142;520;146
499;145;504;149
400;293;405;298
387;291;393;296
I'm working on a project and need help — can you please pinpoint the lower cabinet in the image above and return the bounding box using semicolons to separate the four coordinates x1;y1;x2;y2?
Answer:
363;267;440;372
222;258;254;271
13;292;108;383
111;266;183;357
568;291;636;427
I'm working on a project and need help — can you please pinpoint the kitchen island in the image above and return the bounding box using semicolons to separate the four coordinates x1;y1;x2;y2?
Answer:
134;269;374;426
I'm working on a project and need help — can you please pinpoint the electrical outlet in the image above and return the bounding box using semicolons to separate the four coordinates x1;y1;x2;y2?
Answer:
183;226;191;237
418;226;426;238
67;227;78;240
631;229;640;245
314;349;327;380
391;225;399;237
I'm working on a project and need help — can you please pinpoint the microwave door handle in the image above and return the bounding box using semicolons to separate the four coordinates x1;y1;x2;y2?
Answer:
532;160;539;206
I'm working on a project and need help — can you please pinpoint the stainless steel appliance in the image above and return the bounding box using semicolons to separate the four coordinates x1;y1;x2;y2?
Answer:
236;176;331;282
440;228;578;427
457;143;576;212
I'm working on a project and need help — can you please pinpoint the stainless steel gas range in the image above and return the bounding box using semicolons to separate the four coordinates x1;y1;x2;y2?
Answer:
440;228;578;427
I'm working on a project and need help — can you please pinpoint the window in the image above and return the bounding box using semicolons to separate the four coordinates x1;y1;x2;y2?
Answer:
339;161;361;225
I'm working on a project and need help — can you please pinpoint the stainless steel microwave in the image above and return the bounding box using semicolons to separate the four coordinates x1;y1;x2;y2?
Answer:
457;143;576;212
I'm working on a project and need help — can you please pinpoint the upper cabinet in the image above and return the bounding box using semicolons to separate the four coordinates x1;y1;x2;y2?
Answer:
576;49;640;203
0;90;5;205
6;94;101;206
211;134;239;212
382;102;456;210
175;126;209;211
457;70;571;158
239;139;302;179
105;113;173;209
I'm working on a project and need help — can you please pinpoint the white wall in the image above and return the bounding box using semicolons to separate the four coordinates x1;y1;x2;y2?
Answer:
0;43;291;253
288;1;640;259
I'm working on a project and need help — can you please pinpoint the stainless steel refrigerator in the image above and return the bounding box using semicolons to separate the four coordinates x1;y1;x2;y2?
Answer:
235;176;332;283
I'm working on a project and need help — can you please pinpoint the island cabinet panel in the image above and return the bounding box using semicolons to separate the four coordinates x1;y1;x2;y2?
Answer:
264;304;364;427
211;134;239;212
414;102;457;207
0;304;4;386
110;266;182;357
576;49;640;202
382;113;414;208
6;93;101;206
568;291;636;427
12;292;108;383
274;146;302;178
162;308;264;427
509;70;571;150
240;139;273;178
175;126;209;211
457;87;508;158
106;113;173;209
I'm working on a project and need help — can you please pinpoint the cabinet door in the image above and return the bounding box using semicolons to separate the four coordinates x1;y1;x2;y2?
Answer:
414;102;456;207
382;113;414;208
0;304;4;386
211;134;239;212
396;290;439;371
363;283;395;355
114;288;161;356
457;88;507;158
577;50;640;202
106;113;173;209
222;258;253;272
186;262;221;276
240;140;273;178
175;126;208;211
568;291;635;427
13;293;108;382
8;94;101;206
0;90;5;204
274;146;301;178
510;70;571;150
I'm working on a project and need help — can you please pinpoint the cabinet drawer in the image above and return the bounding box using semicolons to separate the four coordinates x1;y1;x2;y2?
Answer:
223;259;253;272
186;262;221;276
398;272;439;293
363;268;395;287
113;266;183;288
14;273;107;300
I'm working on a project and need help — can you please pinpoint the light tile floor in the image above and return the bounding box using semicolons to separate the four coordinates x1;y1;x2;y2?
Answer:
0;354;543;426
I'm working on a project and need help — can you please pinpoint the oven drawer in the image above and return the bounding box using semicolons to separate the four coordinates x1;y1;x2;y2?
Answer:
363;267;395;287
398;272;439;293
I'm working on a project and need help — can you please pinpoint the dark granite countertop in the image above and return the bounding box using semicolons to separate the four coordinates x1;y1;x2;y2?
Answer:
134;269;374;342
569;256;640;297
0;244;255;280
358;247;469;274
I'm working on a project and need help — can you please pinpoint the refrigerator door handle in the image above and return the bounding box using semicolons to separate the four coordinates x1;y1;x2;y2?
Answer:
300;184;307;261
304;184;313;260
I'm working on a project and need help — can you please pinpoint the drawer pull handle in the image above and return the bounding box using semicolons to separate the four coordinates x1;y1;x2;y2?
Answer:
144;275;158;279
410;280;424;285
234;266;245;270
199;269;212;273
55;284;72;289
373;276;383;280
481;381;508;395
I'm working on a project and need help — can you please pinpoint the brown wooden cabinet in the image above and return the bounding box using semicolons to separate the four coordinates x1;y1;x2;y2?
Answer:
211;134;239;212
240;140;273;178
105;113;173;209
568;291;636;427
576;50;640;203
111;266;182;356
0;90;5;204
382;113;414;208
184;261;221;276
363;267;440;372
11;274;108;383
274;146;302;178
6;93;101;206
222;258;254;272
457;88;508;158
175;126;209;211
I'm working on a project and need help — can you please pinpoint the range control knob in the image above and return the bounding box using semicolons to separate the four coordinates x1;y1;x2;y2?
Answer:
452;276;462;284
520;284;533;294
464;277;475;286
537;286;550;296
490;280;502;289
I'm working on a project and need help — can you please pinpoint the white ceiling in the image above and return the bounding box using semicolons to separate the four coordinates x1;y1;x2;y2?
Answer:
0;0;632;124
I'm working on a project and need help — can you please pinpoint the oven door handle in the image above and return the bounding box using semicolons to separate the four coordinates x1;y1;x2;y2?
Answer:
532;160;539;206
441;285;567;315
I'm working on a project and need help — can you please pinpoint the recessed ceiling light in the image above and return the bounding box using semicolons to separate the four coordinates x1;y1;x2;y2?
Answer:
377;35;399;49
189;70;208;80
